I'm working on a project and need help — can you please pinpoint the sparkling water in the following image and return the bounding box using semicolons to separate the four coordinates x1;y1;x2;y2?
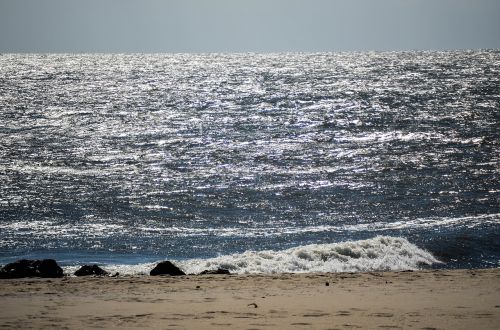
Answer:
0;51;498;274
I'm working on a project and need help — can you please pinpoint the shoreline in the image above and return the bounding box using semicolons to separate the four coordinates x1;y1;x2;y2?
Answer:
1;268;499;329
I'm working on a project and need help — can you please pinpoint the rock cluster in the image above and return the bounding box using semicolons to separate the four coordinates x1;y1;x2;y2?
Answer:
150;261;231;276
1;259;231;278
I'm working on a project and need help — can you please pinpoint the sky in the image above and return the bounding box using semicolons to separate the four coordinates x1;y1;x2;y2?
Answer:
0;0;499;53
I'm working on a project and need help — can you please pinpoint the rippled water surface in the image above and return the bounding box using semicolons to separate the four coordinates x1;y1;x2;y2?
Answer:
0;52;499;272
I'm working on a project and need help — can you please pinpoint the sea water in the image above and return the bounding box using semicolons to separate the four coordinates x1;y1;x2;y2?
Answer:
0;51;498;274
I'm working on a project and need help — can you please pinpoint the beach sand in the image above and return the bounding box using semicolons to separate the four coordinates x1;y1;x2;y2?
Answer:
0;268;498;329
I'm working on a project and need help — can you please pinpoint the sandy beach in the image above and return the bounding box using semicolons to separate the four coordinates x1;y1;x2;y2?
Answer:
0;268;498;329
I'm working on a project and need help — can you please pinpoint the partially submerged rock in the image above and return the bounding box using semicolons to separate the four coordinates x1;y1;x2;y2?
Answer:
0;259;63;279
74;265;109;277
150;261;185;276
199;268;231;275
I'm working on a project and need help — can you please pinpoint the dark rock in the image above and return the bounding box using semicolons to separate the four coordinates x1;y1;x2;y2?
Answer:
0;260;32;278
199;268;231;275
150;261;185;276
74;265;109;277
0;259;63;279
37;259;64;278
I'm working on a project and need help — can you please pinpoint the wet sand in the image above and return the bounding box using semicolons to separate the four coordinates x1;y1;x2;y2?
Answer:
1;268;499;329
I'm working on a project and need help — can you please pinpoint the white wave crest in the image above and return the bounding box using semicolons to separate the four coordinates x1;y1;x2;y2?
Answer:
61;236;439;276
178;236;439;274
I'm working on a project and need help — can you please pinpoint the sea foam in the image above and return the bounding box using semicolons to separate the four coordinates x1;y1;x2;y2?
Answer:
178;236;439;274
63;236;439;275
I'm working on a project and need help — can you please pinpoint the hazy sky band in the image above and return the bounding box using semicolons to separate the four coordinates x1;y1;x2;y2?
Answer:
1;0;499;52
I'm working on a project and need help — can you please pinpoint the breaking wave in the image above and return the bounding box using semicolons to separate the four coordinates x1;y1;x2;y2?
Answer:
63;236;439;275
179;236;439;274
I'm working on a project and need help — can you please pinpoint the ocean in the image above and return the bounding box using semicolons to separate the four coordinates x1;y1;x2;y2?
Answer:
0;51;498;275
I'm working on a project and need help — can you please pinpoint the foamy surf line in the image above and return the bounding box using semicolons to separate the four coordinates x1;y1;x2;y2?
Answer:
63;236;439;276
